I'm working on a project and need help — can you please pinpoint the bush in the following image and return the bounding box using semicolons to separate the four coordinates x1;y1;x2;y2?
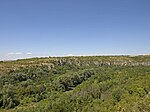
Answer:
0;90;20;109
112;88;122;103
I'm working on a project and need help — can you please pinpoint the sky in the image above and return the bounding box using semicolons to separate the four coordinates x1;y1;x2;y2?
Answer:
0;0;150;60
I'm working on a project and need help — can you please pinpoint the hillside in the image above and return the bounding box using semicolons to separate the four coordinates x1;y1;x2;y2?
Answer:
0;56;150;112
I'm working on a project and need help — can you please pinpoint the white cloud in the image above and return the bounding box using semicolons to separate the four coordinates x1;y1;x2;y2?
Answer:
15;52;22;54
8;52;22;55
66;54;74;56
27;52;32;55
8;52;15;55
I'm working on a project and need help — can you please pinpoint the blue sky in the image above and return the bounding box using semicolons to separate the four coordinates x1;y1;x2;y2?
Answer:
0;0;150;60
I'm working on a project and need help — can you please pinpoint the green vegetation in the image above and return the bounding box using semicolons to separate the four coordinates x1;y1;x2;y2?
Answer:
0;56;150;112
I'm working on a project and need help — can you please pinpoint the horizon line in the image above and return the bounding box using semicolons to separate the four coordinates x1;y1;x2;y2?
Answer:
0;54;149;62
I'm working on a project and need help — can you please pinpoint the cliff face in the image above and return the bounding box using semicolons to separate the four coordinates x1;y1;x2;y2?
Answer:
1;56;150;75
52;56;150;67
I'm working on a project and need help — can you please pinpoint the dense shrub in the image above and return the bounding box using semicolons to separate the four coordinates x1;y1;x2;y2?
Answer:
0;56;150;111
0;90;20;109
